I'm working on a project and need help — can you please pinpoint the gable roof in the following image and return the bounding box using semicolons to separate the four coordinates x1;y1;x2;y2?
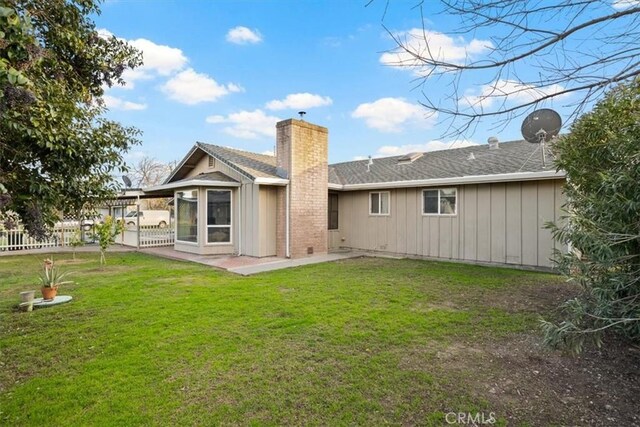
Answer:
196;142;280;180
328;140;557;186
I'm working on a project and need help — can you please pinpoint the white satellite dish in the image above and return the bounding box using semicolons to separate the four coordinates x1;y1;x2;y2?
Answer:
520;108;562;167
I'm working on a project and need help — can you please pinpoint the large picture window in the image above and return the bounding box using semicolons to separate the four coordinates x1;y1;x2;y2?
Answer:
207;190;232;243
370;191;390;215
423;188;457;215
176;189;198;243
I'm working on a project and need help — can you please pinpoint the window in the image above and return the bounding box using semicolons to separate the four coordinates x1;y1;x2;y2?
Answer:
176;189;198;243
207;190;231;243
370;191;390;215
423;188;457;215
328;192;339;230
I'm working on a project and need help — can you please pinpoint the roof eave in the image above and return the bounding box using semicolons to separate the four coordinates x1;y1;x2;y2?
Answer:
329;170;565;191
144;179;241;193
254;177;289;186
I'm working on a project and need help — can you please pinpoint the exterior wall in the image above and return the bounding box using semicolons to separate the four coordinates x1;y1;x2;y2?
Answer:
239;183;260;257
328;230;342;250
184;152;248;183
258;186;278;257
336;179;566;268
276;119;328;258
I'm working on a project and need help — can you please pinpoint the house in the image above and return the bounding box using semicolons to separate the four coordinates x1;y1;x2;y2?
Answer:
144;118;566;268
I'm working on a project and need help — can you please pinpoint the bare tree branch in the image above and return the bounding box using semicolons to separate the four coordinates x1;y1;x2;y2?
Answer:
377;0;640;136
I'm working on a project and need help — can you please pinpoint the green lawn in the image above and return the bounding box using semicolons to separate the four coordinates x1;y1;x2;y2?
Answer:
0;252;569;425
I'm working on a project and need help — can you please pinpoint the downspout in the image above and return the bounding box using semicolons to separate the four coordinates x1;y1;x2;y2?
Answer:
238;185;242;256
285;183;290;258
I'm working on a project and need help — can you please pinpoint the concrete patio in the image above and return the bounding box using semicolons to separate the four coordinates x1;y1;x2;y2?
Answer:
139;246;363;275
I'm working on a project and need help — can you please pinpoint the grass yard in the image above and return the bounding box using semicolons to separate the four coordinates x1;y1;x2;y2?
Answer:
1;253;638;426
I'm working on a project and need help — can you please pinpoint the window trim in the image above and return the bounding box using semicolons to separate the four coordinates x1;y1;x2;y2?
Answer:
421;188;458;216
369;191;391;216
175;188;199;246
205;189;233;246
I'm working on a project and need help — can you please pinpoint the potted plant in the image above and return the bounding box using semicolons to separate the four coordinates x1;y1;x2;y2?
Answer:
39;258;73;300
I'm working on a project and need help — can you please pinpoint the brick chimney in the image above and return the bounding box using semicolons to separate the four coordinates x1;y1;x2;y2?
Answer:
275;119;328;258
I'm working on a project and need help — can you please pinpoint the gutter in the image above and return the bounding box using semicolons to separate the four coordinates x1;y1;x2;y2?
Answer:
255;177;289;186
328;170;565;191
143;179;241;192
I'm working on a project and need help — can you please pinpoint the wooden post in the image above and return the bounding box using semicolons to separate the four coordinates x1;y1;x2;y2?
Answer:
120;205;125;245
136;202;140;249
60;212;65;247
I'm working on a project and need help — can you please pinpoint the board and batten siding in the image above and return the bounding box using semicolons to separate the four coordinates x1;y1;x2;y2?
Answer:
258;186;278;257
337;179;566;268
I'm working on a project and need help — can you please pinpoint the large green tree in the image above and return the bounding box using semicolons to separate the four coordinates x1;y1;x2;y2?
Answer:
0;0;141;238
543;78;640;352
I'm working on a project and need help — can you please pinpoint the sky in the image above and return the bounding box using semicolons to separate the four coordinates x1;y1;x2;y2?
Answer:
93;0;632;166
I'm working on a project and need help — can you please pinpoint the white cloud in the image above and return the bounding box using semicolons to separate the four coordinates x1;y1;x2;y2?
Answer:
351;97;436;132
261;150;275;156
380;29;492;75
461;79;567;110
612;0;640;9
206;109;281;139
128;38;188;76
266;93;333;110
226;26;263;44
102;95;147;111
375;140;478;157
161;69;240;105
97;28;188;88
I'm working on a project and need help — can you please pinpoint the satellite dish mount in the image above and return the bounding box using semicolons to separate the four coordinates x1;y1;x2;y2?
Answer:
520;108;562;168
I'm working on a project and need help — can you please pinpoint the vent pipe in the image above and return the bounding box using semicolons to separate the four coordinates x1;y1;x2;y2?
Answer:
488;136;499;149
367;155;373;172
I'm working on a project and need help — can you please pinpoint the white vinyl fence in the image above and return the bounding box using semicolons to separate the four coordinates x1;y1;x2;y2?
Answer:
0;224;83;251
1;224;174;251
114;224;175;248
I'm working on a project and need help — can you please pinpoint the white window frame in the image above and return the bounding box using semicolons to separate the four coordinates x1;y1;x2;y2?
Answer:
206;189;233;245
175;188;199;245
422;188;458;216
369;191;390;216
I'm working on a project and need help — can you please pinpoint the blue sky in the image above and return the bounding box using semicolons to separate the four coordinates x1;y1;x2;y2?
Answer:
94;0;622;166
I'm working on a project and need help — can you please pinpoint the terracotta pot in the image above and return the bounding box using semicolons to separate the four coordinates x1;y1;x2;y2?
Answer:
41;286;58;301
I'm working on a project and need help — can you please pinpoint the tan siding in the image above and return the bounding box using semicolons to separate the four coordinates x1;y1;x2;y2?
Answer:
537;180;556;267
490;183;506;263
476;184;491;262
258;186;277;257
463;185;477;260
338;179;565;268
184;154;247;182
505;182;523;264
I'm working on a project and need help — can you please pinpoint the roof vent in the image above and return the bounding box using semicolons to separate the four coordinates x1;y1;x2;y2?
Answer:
488;136;499;150
397;152;423;164
366;155;373;172
467;152;476;161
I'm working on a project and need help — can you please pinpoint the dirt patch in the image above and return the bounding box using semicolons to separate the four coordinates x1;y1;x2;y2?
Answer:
484;280;579;314
430;334;640;426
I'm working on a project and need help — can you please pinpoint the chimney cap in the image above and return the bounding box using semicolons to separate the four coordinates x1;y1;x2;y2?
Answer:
298;111;306;120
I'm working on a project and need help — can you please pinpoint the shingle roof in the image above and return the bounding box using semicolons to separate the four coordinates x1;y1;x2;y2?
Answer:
193;140;554;186
329;140;553;185
197;142;278;179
